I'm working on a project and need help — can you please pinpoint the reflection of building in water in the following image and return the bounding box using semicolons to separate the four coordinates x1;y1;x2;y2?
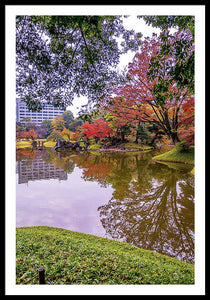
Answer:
18;158;67;184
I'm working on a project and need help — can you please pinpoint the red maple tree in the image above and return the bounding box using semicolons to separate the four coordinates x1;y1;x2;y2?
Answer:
178;97;194;145
16;129;37;140
80;119;113;140
101;30;194;145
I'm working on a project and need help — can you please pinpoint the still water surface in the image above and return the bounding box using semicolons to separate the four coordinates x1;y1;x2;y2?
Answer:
16;149;194;264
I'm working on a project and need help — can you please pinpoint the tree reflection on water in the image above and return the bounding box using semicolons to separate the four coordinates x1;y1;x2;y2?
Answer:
98;168;194;264
16;149;194;264
77;152;194;264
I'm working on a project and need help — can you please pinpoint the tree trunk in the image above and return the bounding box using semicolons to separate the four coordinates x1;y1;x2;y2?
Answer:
171;109;180;144
170;131;180;144
162;109;180;144
121;132;126;142
135;122;140;144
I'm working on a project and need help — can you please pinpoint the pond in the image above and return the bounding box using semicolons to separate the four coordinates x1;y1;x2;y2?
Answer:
16;148;194;264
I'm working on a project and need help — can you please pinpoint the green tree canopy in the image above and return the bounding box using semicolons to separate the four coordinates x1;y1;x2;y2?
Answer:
62;110;74;128
139;15;195;94
140;16;194;35
16;15;142;111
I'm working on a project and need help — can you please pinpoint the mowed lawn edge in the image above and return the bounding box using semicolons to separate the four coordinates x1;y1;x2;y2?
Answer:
16;226;194;285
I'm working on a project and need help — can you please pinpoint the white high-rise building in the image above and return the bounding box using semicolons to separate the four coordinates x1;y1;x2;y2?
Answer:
16;99;65;125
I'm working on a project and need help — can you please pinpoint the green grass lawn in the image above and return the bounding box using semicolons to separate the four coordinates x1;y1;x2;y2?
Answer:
153;145;194;165
43;140;56;148
16;226;194;285
16;140;33;149
16;139;56;149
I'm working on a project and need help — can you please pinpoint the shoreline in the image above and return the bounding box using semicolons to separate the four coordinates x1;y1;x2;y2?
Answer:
153;158;194;165
153;145;194;166
16;142;154;153
16;141;194;167
98;147;153;153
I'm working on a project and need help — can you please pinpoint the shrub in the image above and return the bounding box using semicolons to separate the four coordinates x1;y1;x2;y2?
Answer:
46;130;64;142
176;141;190;152
89;143;101;150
